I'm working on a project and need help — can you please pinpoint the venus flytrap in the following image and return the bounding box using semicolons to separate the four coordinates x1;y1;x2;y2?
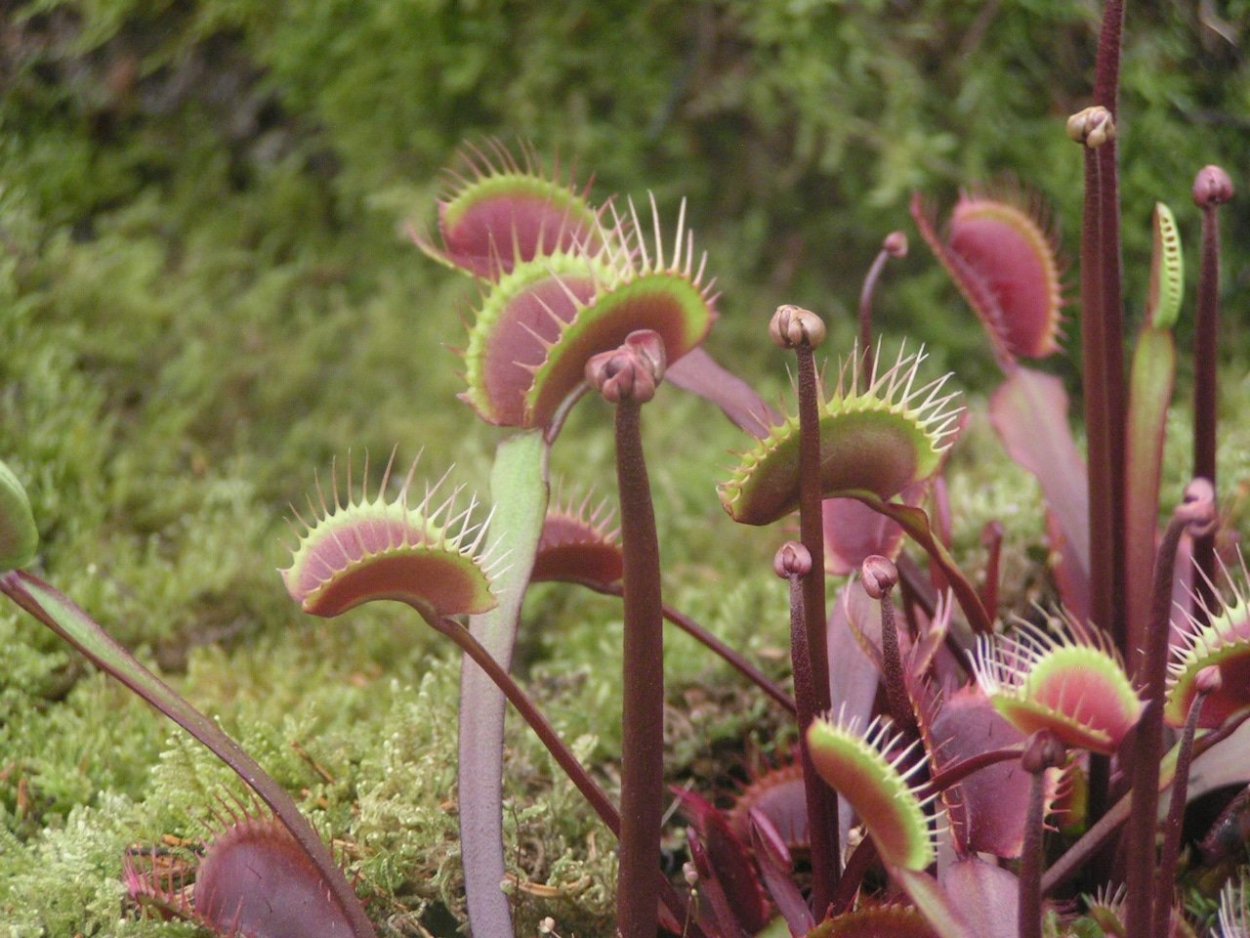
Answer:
410;146;735;936
0;460;377;938
970;612;1143;756
1168;556;1250;729
7;1;1250;933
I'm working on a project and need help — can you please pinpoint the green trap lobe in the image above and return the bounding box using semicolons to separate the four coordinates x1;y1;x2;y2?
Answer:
524;272;714;427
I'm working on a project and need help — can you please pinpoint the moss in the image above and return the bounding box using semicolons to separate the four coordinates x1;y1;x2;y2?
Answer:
2;1;1248;933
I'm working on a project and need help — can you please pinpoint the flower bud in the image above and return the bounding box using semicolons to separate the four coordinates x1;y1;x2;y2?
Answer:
0;459;38;573
585;330;667;405
1066;106;1115;149
1176;477;1217;538
1020;730;1065;775
1196;665;1223;697
1193;165;1234;208
861;554;898;600
769;304;826;350
883;231;909;259
773;541;812;579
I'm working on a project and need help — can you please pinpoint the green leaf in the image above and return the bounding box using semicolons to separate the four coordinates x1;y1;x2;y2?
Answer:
457;429;550;937
1147;202;1183;330
0;460;38;573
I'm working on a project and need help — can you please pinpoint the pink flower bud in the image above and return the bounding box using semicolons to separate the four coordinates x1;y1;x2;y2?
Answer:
1193;165;1234;208
769;304;826;350
585;330;667;404
883;231;909;259
861;554;898;599
773;541;813;579
1176;477;1217;538
1196;665;1223;697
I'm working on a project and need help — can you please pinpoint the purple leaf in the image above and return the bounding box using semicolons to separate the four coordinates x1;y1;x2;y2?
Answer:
926;686;1033;858
675;788;772;934
748;809;814;935
939;858;1020;938
822;481;925;577
666;347;779;438
989;367;1090;599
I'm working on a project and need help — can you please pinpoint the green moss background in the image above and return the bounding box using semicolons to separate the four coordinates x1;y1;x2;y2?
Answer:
2;1;1249;934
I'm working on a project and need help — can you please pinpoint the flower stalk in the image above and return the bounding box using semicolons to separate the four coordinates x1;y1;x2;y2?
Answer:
586;331;668;938
1019;731;1065;938
857;231;908;386
862;555;914;734
1124;478;1216;938
1192;165;1234;611
1153;666;1220;938
771;304;841;909
1068;101;1120;827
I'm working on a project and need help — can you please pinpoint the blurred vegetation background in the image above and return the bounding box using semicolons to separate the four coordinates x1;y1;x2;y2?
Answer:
1;1;1248;934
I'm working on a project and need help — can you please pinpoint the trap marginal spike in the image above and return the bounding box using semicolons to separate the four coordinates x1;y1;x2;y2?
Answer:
719;342;962;526
911;188;1065;366
520;247;717;427
1166;549;1250;728
461;253;609;425
806;711;937;872
418;142;605;280
970;612;1142;755
281;456;498;621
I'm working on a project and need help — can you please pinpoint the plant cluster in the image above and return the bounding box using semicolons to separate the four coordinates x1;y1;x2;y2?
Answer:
3;3;1250;937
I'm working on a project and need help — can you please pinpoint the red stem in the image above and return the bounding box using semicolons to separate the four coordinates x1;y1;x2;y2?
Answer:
857;248;890;386
1193;202;1222;610
1124;508;1198;937
1152;684;1211;938
878;589;914;734
1082;0;1129;831
571;579;795;715
613;398;666;938
980;521;1003;624
1018;766;1049;938
795;343;841;909
831;836;879;915
926;745;1025;793
1080;141;1114;831
434;616;622;835
434;614;701;936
